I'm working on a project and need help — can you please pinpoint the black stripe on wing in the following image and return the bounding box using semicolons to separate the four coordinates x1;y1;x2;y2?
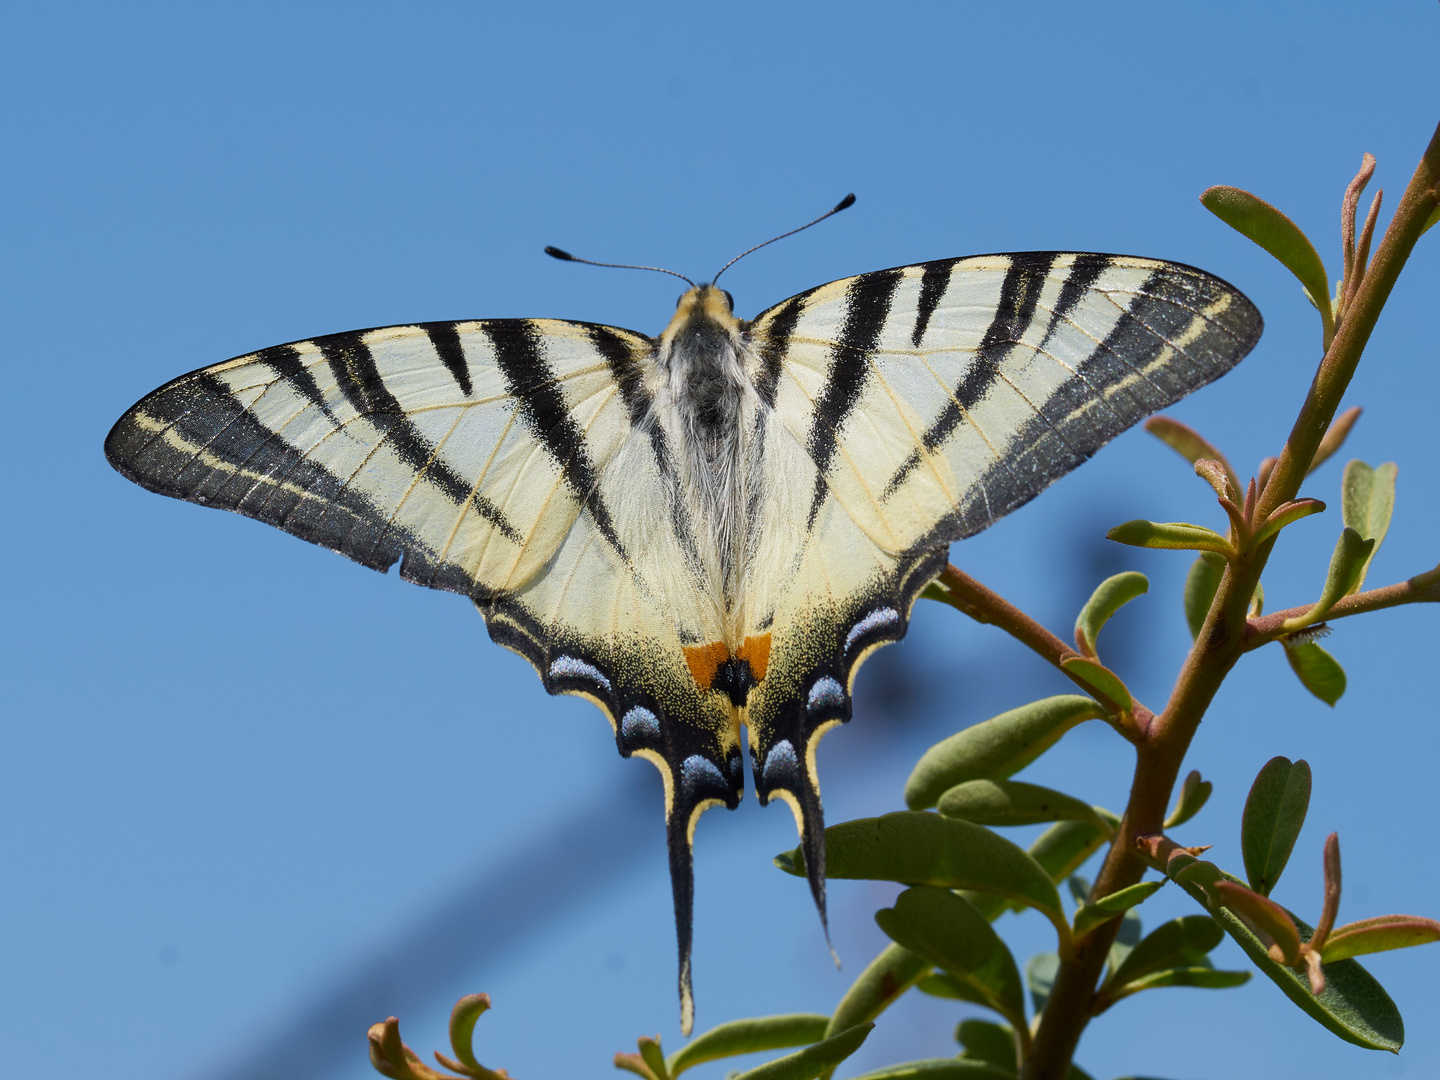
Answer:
913;259;1263;548
753;292;808;408
425;324;474;397
586;323;706;572
484;320;627;558
883;253;1058;498
315;330;523;547
911;257;960;348
106;372;467;595
106;321;571;595
257;343;342;424
586;324;679;493
805;268;905;526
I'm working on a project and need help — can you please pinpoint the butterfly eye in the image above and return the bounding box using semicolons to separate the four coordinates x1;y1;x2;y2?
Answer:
676;293;686;308
721;290;734;311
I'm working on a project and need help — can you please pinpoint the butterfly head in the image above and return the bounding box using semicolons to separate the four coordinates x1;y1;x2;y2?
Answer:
660;283;742;348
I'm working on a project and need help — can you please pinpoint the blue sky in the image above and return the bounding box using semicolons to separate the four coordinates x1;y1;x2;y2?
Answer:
2;3;1436;1079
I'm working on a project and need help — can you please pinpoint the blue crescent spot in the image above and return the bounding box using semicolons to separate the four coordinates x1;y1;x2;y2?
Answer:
727;753;743;781
845;607;901;651
681;755;727;797
807;676;846;713
762;739;799;788
621;706;660;743
549;655;612;692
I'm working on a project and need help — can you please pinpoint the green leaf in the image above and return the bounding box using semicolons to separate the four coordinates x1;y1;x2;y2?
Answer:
905;696;1105;810
1106;966;1250;1002
1164;769;1213;829
1193;457;1238;501
1284;641;1347;705
1074;881;1165;935
1252;498;1327;546
1310;406;1363;474
1026;951;1059;1014
1213;882;1302;964
1031;815;1120;887
1286;529;1374;631
1162;857;1405;1050
1341;460;1397;591
1200;185;1333;337
875;888;1026;1030
1321;528;1375;610
957;811;1119;923
953;890;1010;923
668;1015;832;1077
446;993;492;1075
1106;520;1232;554
1321;915;1440;962
640;1037;670;1080
1183;553;1225;640
1103;915;1224;991
916;971;992;1006
1144;417;1241;490
821;943;930;1052
1422;203;1440;236
954;1019;1016;1071
730;1024;873;1080
938;779;1111;834
615;1053;659;1080
778;813;1070;948
1105;908;1143;980
1241;756;1312;896
1074;572;1149;656
846;1060;1016;1080
1059;658;1133;714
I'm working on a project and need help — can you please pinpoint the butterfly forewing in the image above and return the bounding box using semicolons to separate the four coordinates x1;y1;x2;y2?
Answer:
751;252;1262;556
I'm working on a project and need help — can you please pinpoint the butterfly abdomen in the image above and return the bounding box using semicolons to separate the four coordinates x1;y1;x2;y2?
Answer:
656;285;764;614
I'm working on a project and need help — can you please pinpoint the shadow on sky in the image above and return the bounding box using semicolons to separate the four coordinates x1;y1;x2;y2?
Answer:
203;538;1136;1080
202;774;657;1080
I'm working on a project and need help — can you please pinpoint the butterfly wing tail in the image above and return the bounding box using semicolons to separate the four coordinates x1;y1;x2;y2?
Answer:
661;750;742;1036
752;696;846;965
795;766;840;966
665;803;700;1037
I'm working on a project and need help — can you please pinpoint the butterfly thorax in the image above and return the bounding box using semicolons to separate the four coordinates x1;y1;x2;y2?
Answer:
653;285;761;631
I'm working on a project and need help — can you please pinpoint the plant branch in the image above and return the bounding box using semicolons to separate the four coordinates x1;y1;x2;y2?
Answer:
933;564;1152;735
1020;119;1440;1080
1245;565;1440;647
1255;120;1440;525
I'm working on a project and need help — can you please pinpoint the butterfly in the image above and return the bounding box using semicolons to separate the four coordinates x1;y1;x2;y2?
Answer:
105;203;1261;1033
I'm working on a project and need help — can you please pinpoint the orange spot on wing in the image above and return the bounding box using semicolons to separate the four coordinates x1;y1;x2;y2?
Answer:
737;633;771;681
684;641;730;688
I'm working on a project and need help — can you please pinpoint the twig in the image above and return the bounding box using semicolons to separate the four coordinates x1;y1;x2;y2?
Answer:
1245;566;1440;647
1018;118;1440;1080
933;565;1152;737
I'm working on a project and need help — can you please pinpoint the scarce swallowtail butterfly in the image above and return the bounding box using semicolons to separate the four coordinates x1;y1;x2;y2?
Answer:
105;196;1261;1033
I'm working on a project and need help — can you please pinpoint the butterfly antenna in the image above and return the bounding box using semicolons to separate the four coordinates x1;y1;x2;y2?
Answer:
544;246;695;287
710;193;856;285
